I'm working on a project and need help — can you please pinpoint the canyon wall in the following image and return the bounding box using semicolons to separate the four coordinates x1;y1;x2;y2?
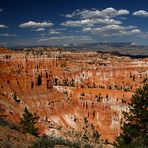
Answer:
0;48;147;142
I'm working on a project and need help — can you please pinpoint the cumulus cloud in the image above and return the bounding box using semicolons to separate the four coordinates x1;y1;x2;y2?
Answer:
61;7;129;29
19;21;53;28
0;33;16;37
133;10;148;17
61;7;147;38
61;19;93;27
83;25;124;33
0;24;8;28
125;26;138;30
61;18;121;27
65;7;129;19
118;9;130;15
49;29;61;34
101;8;129;18
34;28;45;31
82;24;142;36
120;29;141;35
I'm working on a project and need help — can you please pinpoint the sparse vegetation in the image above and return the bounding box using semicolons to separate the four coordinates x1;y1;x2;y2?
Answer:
54;78;58;85
115;84;148;147
12;92;21;103
46;79;49;89
19;108;39;136
96;93;103;102
143;77;148;83
36;74;42;86
0;139;14;148
31;81;34;89
1;47;148;147
31;134;81;148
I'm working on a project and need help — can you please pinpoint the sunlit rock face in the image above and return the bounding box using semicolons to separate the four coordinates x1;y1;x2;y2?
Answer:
0;47;148;142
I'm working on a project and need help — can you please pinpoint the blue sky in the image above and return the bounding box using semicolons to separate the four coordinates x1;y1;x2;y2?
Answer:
0;0;148;47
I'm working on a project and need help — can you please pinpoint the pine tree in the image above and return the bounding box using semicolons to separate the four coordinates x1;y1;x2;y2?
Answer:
115;84;148;147
20;107;39;136
37;74;42;86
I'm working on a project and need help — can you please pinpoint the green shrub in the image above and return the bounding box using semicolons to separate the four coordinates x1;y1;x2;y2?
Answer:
31;135;54;148
31;135;80;148
83;143;93;148
20;107;39;136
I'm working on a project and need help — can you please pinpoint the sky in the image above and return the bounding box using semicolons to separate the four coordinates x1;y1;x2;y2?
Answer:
0;0;148;47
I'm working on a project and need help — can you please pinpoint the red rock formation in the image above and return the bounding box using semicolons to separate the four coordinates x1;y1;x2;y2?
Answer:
0;48;148;142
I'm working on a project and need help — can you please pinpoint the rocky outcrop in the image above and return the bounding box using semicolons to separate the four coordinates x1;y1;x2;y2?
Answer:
0;47;148;142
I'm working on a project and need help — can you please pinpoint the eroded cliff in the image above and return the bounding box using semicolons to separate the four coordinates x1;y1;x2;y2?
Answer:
0;47;147;143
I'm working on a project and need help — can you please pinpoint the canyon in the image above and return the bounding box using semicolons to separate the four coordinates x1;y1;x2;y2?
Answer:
0;47;148;145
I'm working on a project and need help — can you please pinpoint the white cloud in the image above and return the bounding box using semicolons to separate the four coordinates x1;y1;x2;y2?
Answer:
61;6;145;38
65;7;129;19
133;10;148;17
120;29;141;35
61;18;122;27
82;24;142;36
130;29;141;34
118;9;129;15
101;8;129;18
19;21;53;28
0;9;2;12
49;31;61;34
83;25;124;33
119;17;127;20
0;33;16;37
34;28;45;31
125;26;138;30
61;7;130;30
62;8;148;40
0;24;8;28
49;29;61;34
61;19;94;27
65;14;73;18
103;24;125;30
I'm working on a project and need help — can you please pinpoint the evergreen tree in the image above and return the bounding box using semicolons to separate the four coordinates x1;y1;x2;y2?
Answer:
115;84;148;147
20;107;39;136
37;74;42;86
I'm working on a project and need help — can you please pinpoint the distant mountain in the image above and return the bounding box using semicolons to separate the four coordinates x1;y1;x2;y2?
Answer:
61;42;148;56
11;42;148;56
62;42;145;49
